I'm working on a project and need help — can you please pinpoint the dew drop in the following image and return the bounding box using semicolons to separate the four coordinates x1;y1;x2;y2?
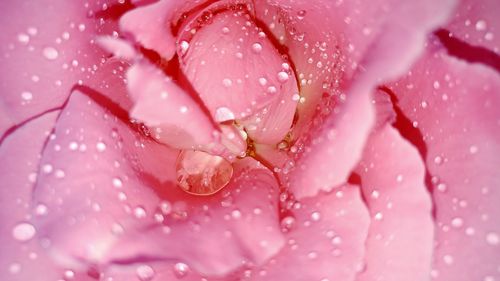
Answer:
296;10;306;20
311;211;321;221
173;262;189;278
451;217;464;228
258;77;267;86
21;91;33;101
17;33;30;44
160;201;172;215
475;20;487;31
267;86;277;94
180;106;188;114
42;47;59;60
112;177;123;188
251;42;262;53
134;206;147;219
433;81;440;89
136;265;155;281
277;71;289;83
486;232;499;246
64;270;75;280
35;204;48;216
231;209;242;219
96;142;106;152
434;156;443;165
280;216;295;231
12;222;36;241
221;27;230;34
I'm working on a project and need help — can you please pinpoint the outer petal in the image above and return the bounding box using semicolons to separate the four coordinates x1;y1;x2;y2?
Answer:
389;48;500;281
0;0;114;136
249;185;370;281
355;125;434;281
126;61;220;150
31;91;284;277
0;112;93;281
283;0;457;199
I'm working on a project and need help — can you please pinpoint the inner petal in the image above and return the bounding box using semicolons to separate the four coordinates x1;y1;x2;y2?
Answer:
177;8;299;137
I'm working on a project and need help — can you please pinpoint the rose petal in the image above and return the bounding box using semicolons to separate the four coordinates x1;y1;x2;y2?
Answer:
178;8;299;144
126;61;219;150
32;91;284;277
0;111;94;281
0;0;114;136
445;0;499;54
355;125;434;281
283;0;457;199
389;49;500;281
249;185;370;281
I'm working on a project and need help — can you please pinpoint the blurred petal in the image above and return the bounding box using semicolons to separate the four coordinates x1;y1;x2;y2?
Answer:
389;48;500;281
356;125;434;281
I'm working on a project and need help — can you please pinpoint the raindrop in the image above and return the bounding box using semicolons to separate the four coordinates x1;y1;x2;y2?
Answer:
96;141;106;152
78;23;86;32
486;232;499;246
251;42;262;53
42;47;59;60
136;265;155;281
277;71;289;83
296;10;306;20
12;222;36;241
311;211;321;221
374;212;383;221
437;183;447;192
173;262;189;278
443;254;454;265
21;91;33;101
292;94;300;101
160;201;172;215
475;20;487;31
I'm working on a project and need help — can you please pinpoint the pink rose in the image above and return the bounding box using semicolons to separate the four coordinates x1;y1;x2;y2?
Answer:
1;0;499;280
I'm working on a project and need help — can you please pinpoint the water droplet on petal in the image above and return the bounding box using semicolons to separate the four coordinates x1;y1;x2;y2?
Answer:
96;142;106;152
179;41;190;55
280;216;295;232
21;91;33;101
173;262;189;278
12;222;36;241
64;270;75;280
176;150;233;196
136;265;155;281
112;177;123;188
311;211;321;221
277;71;289;83
43;47;59;60
134;206;147;219
486;232;499;246
297;10;306;20
215;107;235;122
222;78;232;87
251;42;262;53
475;20;487;31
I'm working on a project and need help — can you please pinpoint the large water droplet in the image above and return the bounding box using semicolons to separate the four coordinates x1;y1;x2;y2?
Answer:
136;265;155;281
12;222;36;241
277;71;289;83
251;42;262;53
176;150;233;196
173;262;189;278
215;107;235;122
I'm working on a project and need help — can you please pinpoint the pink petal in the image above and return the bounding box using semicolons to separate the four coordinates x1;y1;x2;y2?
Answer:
32;90;179;268
96;36;137;60
0;1;114;136
0;111;94;281
282;0;457;199
355;125;434;281
178;8;299;144
249;185;370;281
126;61;219;150
31;91;284;277
389;49;500;281
445;0;499;54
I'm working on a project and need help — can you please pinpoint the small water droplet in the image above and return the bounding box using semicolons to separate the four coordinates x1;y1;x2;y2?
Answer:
469;145;478;154
475;20;487;31
231;209;242;219
277;71;289;83
180;106;188;113
179;41;190;55
160;201;172;215
96;142;106;152
222;78;232;87
35;204;48;216
64;270;75;280
296;10;306;20
12;222;36;241
258;77;267;86
134;206;147;219
451;217;463;228
21;91;33;101
215;107;235;122
311;211;321;221
42;164;53;174
112;177;123;188
17;33;30;44
433;81;440;89
280;216;295;231
78;23;86;32
136;265;155;281
486;232;499;246
267;86;277;94
42;47;59;60
251;42;262;53
434;156;443;165
443;254;454;265
173;262;189;278
221;27;230;34
396;174;404;182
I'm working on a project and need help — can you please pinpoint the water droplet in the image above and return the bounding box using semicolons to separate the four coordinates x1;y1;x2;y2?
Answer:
215;107;235;123
475;20;487;31
179;41;190;55
231;209;242;219
437;183;447;192
451;217;463;228
12;222;36;241
374;212;383;220
486;232;499;246
160;201;172;215
443;254;454;265
280;216;295;231
21;91;33;101
296;10;306;20
180;106;188;113
221;27;230;34
64;270;75;280
433;81;440;89
69;141;78;151
176;150;233;196
42;47;59;60
173;262;189;278
277;71;289;83
469;145;478;154
396;174;404;182
134;206;147;219
136;265;155;281
222;78;232;87
292;94;300;101
267;86;277;94
42;164;53;174
112;177;123;188
17;33;30;44
96;142;106;152
78;23;86;32
434;156;443;165
251;42;262;53
258;77;267;86
311;211;321;221
35;204;48;216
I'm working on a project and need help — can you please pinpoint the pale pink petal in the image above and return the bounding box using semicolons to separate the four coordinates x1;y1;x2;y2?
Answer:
127;61;219;150
31;91;284;277
0;0;116;136
355;125;434;281
0;111;94;281
178;8;299;144
283;0;457;199
389;49;500;281
445;0;499;54
249;185;370;281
